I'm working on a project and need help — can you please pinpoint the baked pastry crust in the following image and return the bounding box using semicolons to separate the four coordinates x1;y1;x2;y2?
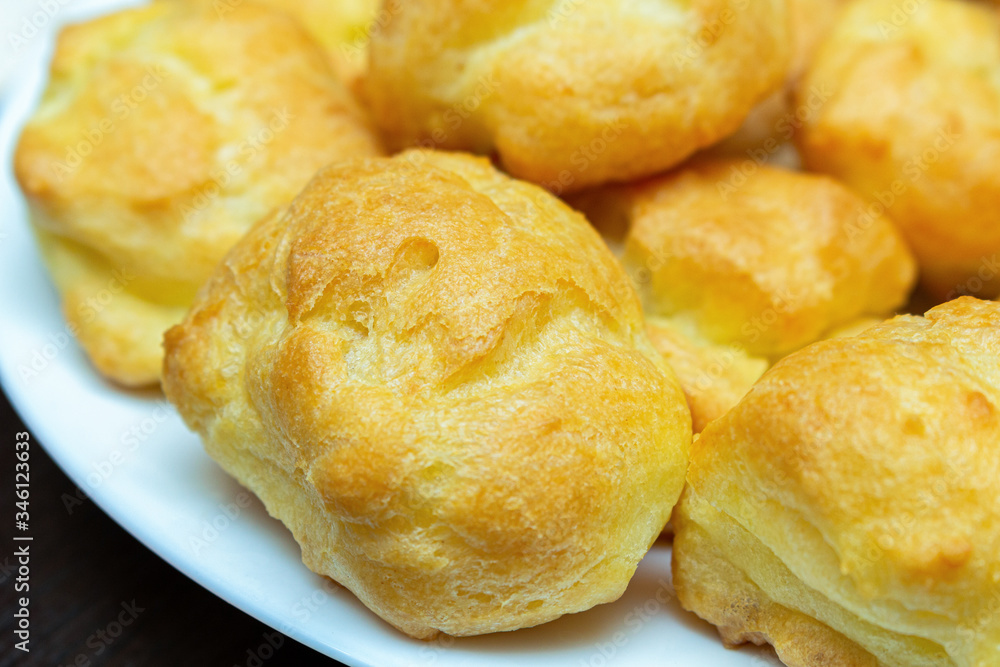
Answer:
365;0;791;192
674;297;1000;667
163;150;692;639
795;0;1000;299
14;0;381;386
571;159;915;430
616;160;914;358
221;0;381;84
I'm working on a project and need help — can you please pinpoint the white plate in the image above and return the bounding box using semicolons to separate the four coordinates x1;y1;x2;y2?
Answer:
0;4;779;665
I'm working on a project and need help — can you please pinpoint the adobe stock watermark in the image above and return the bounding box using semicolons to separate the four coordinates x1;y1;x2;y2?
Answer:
233;631;286;667
542;117;630;195
390;74;501;180
6;0;75;55
832;452;979;571
628;234;805;349
716;84;833;201
578;578;674;667
339;0;403;65
281;577;341;627
877;0;928;37
185;490;254;557
61;401;172;514
213;0;246;19
843;124;959;243
50;65;170;182
55;600;144;667
944;254;1000;301
18;267;136;384
949;587;1000;658
547;0;586;27
176;108;293;222
673;0;751;70
399;73;499;162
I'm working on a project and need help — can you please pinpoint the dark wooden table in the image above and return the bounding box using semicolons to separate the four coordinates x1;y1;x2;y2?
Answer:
0;388;346;667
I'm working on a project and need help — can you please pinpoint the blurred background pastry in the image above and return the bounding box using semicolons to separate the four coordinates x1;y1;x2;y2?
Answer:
163;150;693;639
203;0;381;86
14;0;382;386
365;0;791;192
706;0;845;162
795;0;1000;300
673;296;1000;667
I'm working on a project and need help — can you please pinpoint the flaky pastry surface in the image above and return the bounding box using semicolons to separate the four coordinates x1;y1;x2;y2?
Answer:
163;150;692;639
674;297;1000;667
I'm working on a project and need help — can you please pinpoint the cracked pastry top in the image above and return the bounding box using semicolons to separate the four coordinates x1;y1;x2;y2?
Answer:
162;149;693;639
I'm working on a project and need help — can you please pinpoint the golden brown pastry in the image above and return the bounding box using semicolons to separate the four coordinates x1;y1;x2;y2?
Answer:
571;159;915;430
14;0;381;386
162;150;693;639
365;0;791;192
795;0;1000;300
673;297;1000;667
215;0;381;84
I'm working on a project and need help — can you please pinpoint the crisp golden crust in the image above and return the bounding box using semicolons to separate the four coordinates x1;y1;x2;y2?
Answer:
14;0;381;386
674;502;956;667
674;297;1000;666
571;159;914;431
795;0;1000;299
365;0;790;192
672;502;882;667
162;150;692;639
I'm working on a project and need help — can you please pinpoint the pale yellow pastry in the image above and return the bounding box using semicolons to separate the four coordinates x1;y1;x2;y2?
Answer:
162;150;693;639
571;159;915;430
365;0;791;192
822;315;883;341
14;0;381;386
645;319;767;434
788;0;845;79
795;0;1000;300
215;0;381;84
673;297;1000;667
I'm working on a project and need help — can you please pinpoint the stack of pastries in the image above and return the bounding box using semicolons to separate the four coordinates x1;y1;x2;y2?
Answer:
14;0;1000;663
